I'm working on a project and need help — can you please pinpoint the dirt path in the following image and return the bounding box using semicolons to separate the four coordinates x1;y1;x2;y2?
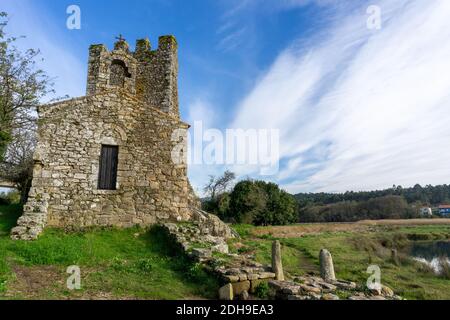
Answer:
3;265;129;300
4;265;66;299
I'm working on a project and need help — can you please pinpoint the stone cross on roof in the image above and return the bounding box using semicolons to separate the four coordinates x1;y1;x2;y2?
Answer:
115;34;126;42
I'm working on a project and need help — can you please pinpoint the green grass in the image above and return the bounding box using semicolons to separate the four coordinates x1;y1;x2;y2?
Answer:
0;205;219;300
2;204;449;300
231;224;450;300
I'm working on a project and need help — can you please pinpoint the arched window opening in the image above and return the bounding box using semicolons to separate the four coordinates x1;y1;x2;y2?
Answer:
109;59;131;87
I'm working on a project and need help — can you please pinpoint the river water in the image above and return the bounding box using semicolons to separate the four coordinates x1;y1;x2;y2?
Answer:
408;241;450;274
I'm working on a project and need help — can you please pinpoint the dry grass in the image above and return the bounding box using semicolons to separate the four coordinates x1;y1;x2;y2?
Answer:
356;218;450;226
235;223;450;300
250;219;450;238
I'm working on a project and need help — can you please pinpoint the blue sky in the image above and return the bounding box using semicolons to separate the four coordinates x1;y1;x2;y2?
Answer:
2;0;450;195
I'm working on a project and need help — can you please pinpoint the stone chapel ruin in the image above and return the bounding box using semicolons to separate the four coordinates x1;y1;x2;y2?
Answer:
11;35;201;240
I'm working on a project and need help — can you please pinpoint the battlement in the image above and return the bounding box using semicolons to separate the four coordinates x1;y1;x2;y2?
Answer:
88;35;177;58
134;36;177;57
86;35;179;117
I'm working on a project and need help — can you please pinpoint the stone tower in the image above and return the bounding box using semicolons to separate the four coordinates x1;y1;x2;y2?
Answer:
86;35;179;116
11;35;199;240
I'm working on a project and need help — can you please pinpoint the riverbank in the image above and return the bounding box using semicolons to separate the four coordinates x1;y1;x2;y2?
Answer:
231;222;450;300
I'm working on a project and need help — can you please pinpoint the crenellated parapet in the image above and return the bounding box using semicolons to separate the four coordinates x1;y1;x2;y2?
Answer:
86;35;179;118
134;35;179;118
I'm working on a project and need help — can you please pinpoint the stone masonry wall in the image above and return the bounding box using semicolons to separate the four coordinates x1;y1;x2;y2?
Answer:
86;43;137;97
134;36;179;117
86;35;179;119
12;35;196;240
11;89;196;239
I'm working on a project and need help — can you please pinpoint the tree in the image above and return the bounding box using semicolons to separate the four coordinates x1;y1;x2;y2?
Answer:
0;12;53;203
0;12;54;135
227;180;267;224
0;130;10;162
0;130;35;203
202;192;231;220
227;180;297;226
201;170;236;217
253;181;297;226
203;170;236;200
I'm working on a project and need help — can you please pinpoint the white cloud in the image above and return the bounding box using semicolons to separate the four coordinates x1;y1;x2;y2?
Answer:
223;0;335;16
230;0;450;193
186;99;228;197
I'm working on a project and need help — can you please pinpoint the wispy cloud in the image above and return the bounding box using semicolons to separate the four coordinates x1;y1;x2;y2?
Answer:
230;0;450;193
222;0;327;16
216;27;247;52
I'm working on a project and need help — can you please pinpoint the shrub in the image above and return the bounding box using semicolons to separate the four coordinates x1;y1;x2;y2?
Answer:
202;192;231;220
135;258;153;273
110;257;128;271
254;282;270;299
226;180;297;226
186;263;203;280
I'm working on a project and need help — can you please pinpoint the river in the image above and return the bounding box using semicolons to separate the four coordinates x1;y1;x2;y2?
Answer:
408;241;450;274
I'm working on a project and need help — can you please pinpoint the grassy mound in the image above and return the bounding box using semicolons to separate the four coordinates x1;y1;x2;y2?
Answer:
0;204;219;300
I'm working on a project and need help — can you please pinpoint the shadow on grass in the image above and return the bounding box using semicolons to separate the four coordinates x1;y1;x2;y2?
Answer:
0;209;220;299
142;225;185;258
141;225;220;298
0;204;22;235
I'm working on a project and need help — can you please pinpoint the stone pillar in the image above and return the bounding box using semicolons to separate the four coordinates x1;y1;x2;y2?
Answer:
272;240;284;281
319;249;336;281
391;248;399;265
218;283;233;300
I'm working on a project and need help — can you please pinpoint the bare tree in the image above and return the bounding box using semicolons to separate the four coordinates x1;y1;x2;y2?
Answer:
0;12;54;203
203;170;236;200
0;130;35;203
0;12;53;158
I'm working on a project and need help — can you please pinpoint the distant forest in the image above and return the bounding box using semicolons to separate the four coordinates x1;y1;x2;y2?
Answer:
295;184;450;223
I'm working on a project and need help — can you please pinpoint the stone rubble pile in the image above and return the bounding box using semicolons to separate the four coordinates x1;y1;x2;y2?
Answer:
162;211;401;301
162;209;277;300
269;276;400;300
11;195;48;241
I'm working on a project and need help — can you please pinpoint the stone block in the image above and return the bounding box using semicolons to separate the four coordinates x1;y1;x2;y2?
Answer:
258;272;276;279
222;275;239;283
250;279;265;293
319;249;336;281
218;283;233;300
232;281;250;296
271;240;284;281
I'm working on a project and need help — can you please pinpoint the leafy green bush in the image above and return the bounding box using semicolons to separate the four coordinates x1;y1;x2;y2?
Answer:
202;192;231;220
110;256;128;271
254;282;270;299
226;180;297;226
0;277;7;293
0;130;11;162
186;262;203;280
135;258;153;273
0;191;20;205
